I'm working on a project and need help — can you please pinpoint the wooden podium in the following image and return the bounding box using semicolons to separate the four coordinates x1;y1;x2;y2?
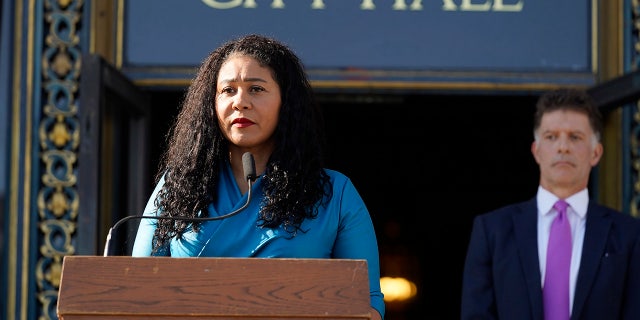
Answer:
57;256;372;319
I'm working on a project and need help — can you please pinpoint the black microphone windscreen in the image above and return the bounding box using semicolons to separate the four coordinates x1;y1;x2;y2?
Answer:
242;152;256;181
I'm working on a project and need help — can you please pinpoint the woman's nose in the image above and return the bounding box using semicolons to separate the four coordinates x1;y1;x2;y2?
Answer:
233;91;251;110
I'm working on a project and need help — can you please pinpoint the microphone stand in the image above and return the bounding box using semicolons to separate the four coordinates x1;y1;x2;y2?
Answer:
103;152;257;257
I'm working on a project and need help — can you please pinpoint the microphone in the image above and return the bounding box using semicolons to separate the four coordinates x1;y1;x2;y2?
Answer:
103;152;257;257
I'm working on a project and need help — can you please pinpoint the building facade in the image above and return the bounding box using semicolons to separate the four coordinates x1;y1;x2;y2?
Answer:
1;1;638;319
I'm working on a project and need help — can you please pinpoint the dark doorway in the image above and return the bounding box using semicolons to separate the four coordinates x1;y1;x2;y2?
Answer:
146;90;540;320
321;93;539;319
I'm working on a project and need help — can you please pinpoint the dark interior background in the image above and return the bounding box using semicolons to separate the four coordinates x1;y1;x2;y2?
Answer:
147;90;540;320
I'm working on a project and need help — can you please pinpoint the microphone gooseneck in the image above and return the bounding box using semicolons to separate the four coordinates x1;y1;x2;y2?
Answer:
103;152;258;257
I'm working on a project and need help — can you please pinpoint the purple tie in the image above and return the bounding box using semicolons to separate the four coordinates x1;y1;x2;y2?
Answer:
543;199;572;320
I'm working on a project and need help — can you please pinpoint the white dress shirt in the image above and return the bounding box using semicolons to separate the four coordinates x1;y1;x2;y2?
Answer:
536;186;587;314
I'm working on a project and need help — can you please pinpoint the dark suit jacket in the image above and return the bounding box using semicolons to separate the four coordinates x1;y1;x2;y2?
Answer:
461;198;640;320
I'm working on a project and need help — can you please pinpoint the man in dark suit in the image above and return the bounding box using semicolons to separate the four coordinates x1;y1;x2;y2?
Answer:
461;88;640;320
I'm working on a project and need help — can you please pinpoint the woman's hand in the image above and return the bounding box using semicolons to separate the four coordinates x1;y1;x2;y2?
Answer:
370;307;382;320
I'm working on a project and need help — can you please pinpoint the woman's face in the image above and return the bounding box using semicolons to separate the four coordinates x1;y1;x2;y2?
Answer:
215;54;281;153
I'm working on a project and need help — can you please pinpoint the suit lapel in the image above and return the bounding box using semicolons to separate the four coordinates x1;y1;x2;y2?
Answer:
571;204;611;319
514;199;544;320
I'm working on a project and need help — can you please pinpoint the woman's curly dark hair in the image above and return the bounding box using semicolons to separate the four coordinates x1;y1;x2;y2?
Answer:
151;34;331;251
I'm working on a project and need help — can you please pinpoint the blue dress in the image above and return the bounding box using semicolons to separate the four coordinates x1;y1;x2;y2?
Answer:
132;161;385;317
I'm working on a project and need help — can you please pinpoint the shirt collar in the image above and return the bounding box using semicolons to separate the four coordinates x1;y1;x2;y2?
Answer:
536;186;589;218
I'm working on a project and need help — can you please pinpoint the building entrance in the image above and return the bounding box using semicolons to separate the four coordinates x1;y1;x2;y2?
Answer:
147;90;540;319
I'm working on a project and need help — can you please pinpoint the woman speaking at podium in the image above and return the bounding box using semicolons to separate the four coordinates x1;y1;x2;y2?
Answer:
131;34;385;320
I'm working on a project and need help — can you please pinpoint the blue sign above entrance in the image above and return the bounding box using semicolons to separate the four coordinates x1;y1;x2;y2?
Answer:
121;0;595;90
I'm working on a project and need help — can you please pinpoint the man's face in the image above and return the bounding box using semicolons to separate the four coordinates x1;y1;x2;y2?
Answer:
531;109;603;194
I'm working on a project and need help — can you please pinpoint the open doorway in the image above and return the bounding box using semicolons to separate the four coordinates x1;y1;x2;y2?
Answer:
321;93;539;319
146;90;540;319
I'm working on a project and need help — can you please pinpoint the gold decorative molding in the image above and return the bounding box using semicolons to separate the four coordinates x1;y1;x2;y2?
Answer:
37;0;83;318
